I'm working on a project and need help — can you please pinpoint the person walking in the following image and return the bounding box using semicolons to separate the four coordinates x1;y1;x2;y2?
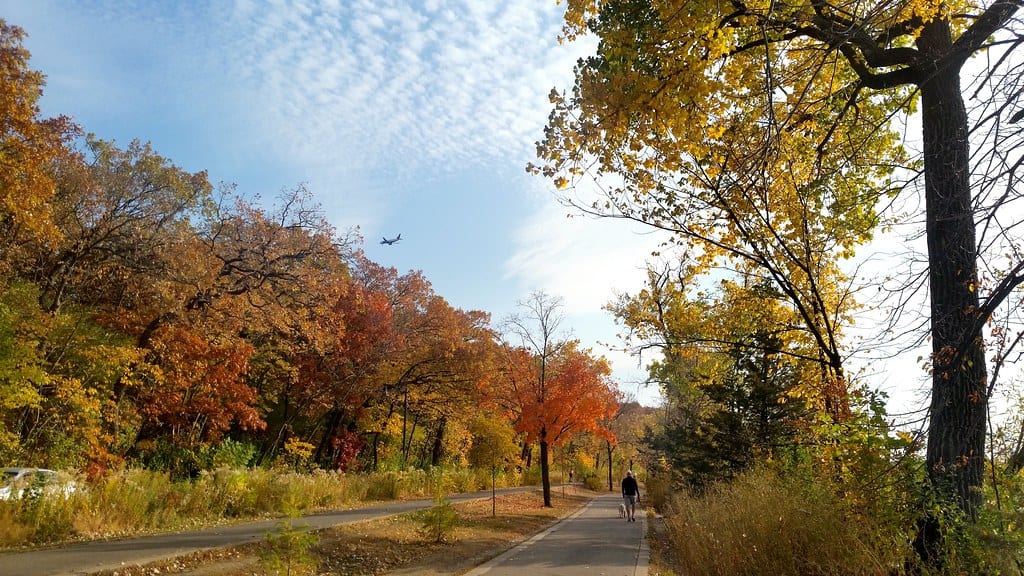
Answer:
621;470;640;522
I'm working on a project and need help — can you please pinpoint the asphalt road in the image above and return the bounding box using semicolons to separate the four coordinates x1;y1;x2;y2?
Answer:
464;492;649;576
0;486;542;576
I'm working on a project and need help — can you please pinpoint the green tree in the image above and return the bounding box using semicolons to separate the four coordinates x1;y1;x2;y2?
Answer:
684;330;811;487
612;267;815;486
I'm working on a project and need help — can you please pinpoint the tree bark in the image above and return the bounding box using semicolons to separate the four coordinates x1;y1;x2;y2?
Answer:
430;417;446;467
917;20;988;521
540;428;552;507
606;441;616;492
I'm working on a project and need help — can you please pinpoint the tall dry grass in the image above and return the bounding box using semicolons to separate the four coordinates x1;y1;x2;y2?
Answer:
0;465;525;548
664;467;910;576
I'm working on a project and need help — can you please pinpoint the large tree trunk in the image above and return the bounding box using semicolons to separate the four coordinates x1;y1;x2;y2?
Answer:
918;21;988;521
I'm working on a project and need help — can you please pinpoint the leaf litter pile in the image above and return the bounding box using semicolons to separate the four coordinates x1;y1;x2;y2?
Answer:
91;487;597;576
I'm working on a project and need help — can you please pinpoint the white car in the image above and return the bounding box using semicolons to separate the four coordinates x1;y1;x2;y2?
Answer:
0;467;76;500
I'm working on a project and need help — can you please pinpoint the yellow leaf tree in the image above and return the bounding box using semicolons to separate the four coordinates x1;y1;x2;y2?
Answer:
0;20;76;259
536;0;1024;537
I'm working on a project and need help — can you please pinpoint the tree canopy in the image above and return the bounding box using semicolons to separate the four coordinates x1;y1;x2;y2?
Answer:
536;0;1024;529
0;18;634;485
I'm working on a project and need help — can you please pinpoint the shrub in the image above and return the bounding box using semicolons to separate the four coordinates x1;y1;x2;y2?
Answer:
644;474;673;512
418;492;459;543
904;474;1024;576
258;518;318;576
280;438;316;473
364;471;403;500
211;439;257;469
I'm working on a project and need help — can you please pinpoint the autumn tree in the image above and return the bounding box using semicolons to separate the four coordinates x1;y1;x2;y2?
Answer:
31;137;213;316
467;411;520;472
11;132;354;470
2;137;220;470
611;263;820;486
0;19;76;265
260;252;486;471
459;411;516;515
537;0;1024;536
0;281;111;468
499;291;620;506
602;400;650;491
384;301;495;468
0;29;518;475
304;258;419;470
179;188;348;467
535;1;895;424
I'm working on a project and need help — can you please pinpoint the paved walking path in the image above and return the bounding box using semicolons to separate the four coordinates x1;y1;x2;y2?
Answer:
465;492;649;576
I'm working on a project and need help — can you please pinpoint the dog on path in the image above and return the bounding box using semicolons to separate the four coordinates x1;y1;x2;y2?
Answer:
618;502;627;519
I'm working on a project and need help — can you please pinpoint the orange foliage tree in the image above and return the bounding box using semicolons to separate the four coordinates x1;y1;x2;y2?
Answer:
25;137;350;471
497;291;620;506
0;19;76;261
305;256;498;471
378;298;496;469
0;20;620;477
136;325;262;447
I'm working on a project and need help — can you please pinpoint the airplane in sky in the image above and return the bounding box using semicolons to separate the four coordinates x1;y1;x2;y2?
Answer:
380;234;402;245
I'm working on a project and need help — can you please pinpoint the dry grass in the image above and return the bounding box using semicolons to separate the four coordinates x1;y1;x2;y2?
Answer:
646;514;684;576
663;468;908;576
0;468;528;549
88;487;597;576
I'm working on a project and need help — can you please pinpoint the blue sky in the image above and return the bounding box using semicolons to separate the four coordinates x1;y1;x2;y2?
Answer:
2;0;665;405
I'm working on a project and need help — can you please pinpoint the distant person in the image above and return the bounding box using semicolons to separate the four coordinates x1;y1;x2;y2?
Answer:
621;470;640;522
568;469;574;484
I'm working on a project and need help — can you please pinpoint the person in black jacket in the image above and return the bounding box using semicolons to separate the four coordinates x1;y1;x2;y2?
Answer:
621;470;640;522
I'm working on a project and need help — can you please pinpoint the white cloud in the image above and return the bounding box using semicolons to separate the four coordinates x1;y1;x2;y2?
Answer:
205;0;591;184
501;176;667;405
508;217;634;312
506;180;664;315
4;0;662;404
11;0;593;206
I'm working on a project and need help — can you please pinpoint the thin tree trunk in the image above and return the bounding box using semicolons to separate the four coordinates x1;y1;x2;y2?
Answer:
540;427;551;507
606;441;616;492
430;417;446;466
371;431;380;471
